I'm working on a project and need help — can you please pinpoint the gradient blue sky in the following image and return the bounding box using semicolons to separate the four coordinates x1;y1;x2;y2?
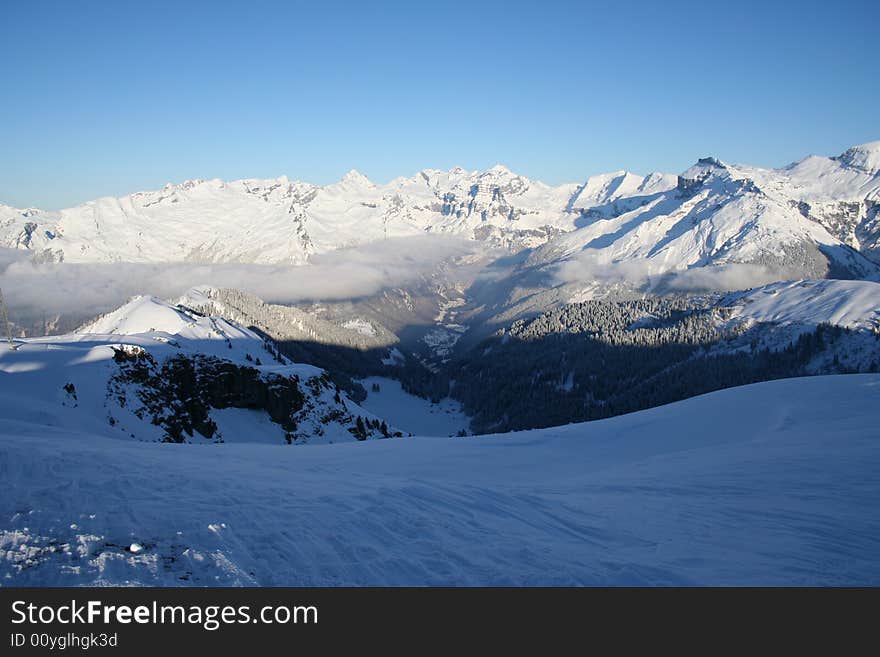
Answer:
2;0;878;209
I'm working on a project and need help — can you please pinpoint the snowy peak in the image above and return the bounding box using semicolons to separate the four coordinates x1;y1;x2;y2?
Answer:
538;141;880;284
676;156;736;194
835;141;880;175
569;170;675;211
342;168;371;183
485;164;515;177
77;294;267;362
338;169;373;187
80;295;196;336
680;156;727;176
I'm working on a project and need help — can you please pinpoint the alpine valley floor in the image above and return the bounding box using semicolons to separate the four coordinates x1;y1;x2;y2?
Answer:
2;374;878;586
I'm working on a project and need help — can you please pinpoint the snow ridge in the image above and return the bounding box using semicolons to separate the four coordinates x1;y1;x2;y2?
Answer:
0;294;397;445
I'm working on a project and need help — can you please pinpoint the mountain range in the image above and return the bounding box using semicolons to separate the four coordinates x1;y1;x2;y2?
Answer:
2;142;879;281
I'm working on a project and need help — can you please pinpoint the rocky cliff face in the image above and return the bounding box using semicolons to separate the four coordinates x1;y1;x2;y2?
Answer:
109;348;305;442
108;346;397;444
676;157;726;195
797;198;880;264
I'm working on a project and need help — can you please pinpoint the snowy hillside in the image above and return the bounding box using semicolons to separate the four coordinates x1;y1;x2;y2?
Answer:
447;279;880;434
2;374;878;585
176;286;398;353
0;295;397;445
721;279;880;333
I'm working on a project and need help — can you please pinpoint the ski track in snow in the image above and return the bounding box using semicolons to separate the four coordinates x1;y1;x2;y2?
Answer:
2;375;879;586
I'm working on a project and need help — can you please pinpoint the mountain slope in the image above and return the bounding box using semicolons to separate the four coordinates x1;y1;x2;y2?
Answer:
2;374;878;585
0;166;669;264
721;279;880;333
448;279;880;432
534;144;880;284
0;161;681;263
0;295;397;444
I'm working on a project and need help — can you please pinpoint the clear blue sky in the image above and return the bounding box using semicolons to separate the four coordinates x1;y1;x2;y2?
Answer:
1;0;877;209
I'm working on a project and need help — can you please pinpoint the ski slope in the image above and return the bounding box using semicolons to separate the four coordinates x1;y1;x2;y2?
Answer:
2;375;878;586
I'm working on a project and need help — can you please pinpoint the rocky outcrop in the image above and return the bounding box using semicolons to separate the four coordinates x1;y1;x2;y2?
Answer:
676;157;724;195
109;348;306;443
795;198;880;265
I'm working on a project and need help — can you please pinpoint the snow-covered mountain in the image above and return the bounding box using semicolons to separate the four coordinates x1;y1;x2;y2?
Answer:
720;279;880;334
533;142;880;281
2;143;879;279
0;294;399;444
0;166;663;264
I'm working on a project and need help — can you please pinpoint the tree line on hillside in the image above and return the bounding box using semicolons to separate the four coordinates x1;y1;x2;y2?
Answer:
446;298;880;433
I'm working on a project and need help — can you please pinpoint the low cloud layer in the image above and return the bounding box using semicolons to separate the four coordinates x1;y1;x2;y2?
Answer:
1;238;796;335
0;235;476;324
553;251;786;293
655;263;785;292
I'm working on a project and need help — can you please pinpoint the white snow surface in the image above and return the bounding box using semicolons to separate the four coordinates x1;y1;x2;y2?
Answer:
1;374;878;585
357;376;469;437
723;279;880;332
341;318;376;337
0;166;625;263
